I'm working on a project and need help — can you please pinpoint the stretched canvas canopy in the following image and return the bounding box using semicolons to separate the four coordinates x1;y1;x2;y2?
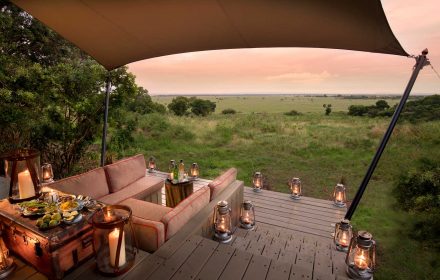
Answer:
12;0;408;70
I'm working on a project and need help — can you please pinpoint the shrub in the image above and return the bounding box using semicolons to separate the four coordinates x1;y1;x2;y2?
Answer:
348;100;393;117
167;96;190;116
190;98;216;116
222;108;236;114
401;94;440;122
284;110;301;116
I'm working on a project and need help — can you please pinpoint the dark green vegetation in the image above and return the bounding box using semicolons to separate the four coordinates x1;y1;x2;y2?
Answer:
167;96;216;116
221;108;237;114
348;99;394;117
400;94;440;122
0;2;164;177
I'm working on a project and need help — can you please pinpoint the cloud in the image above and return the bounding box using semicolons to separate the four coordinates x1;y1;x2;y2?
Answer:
265;71;336;83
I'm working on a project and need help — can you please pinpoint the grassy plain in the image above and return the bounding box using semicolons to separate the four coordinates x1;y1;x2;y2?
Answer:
117;95;439;279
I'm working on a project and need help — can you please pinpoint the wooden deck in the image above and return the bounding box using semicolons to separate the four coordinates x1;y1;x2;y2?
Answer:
7;172;348;280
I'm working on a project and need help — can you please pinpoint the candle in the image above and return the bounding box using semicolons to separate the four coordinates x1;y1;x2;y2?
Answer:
354;250;369;270
104;209;114;222
336;191;343;202
340;231;348;247
293;185;299;194
108;228;126;267
18;169;35;199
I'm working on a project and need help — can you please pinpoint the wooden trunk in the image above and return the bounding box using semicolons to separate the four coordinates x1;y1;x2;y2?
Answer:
0;200;95;279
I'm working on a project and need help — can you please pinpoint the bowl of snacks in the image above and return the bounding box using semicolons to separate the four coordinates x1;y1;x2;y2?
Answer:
36;213;61;230
62;211;82;224
58;199;83;212
19;200;48;216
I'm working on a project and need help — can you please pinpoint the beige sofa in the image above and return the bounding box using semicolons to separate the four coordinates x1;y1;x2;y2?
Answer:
47;155;238;252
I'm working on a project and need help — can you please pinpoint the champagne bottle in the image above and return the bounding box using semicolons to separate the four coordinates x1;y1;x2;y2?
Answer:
178;159;185;181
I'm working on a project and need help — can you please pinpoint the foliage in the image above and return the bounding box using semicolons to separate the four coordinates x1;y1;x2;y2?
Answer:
348;99;394;117
0;2;163;176
400;95;440;122
323;104;332;115
394;158;440;249
222;108;237;114
190;98;216;116
167;96;190;116
284;110;301;116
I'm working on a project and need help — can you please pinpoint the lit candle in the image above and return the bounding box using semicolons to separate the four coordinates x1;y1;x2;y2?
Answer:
108;228;126;267
340;231;348;247
336;191;343;202
43;170;50;181
18;169;35;199
293;185;299;195
354;250;369;270
104;209;113;222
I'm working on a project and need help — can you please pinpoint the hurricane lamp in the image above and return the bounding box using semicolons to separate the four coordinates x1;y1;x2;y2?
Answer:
0;229;15;279
190;163;199;179
346;231;376;280
289;177;302;200
168;160;176;180
213;201;233;243
92;205;138;276
239;200;256;230
334;219;353;252
3;149;40;203
333;183;347;207
41;163;54;183
252;172;263;192
148;156;156;173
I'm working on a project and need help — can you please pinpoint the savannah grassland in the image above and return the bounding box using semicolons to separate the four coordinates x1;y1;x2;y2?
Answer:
121;95;439;279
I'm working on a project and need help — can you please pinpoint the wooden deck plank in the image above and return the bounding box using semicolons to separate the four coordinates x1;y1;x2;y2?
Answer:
218;249;252;280
291;262;314;280
256;215;331;238
195;244;236;280
230;236;251;251
170;238;219;280
122;254;164;280
266;260;292;280
25;272;48;280
246;238;266;255
147;236;203;280
63;258;95;280
242;254;271;280
8;265;38;280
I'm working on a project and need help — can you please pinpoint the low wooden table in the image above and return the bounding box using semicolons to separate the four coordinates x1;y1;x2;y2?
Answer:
164;179;194;207
0;199;95;279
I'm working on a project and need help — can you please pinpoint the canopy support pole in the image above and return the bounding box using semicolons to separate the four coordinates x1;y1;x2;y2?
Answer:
345;49;429;220
100;75;111;167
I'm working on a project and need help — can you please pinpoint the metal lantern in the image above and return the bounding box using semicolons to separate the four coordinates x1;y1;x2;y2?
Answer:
334;219;353;252
346;231;376;280
289;177;302;200
0;229;15;279
333;183;347;207
41;163;54;183
92;205;138;276
239;201;256;230
190;163;200;179
148;156;156;173
213;201;233;243
3;149;41;203
252;172;263;192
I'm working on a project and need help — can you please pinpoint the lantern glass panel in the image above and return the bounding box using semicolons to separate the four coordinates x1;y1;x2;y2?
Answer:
252;172;263;192
346;231;376;280
289;177;302;199
3;149;40;202
239;201;255;230
92;205;138;276
333;183;347;207
190;163;199;178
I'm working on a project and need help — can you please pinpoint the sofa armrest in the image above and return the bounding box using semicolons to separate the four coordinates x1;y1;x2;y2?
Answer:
131;217;166;252
208;168;237;200
161;186;210;240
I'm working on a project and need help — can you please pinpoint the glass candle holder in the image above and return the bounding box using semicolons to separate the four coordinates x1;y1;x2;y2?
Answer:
41;163;54;183
92;205;138;276
213;201;233;243
346;231;376;280
189;163;199;179
289;177;302;200
3;149;41;203
239;200;256;230
252;172;263;192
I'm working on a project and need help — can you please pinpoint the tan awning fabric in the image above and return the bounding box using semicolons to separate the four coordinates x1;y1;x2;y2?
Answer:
12;0;408;70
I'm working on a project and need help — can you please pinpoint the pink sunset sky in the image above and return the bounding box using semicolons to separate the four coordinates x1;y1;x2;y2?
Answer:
128;0;440;95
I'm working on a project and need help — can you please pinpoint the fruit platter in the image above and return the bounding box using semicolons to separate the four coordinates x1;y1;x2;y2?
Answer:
36;213;62;230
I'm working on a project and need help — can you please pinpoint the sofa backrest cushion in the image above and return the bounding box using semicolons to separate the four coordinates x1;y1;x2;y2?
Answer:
161;186;210;240
47;167;109;198
208;168;237;200
104;154;146;193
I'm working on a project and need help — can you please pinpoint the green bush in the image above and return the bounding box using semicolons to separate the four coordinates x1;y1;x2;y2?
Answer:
190;98;216;116
394;158;440;249
222;108;237;114
401;95;440;122
348;100;394;117
284;110;301;116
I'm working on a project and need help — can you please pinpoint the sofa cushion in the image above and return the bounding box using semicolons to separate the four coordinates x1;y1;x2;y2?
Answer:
120;198;172;252
208;168;237;200
98;175;164;205
161;186;210;240
47;167;109;198
104;154;147;193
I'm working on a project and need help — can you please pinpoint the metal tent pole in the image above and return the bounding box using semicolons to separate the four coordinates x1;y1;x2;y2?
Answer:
345;49;430;220
100;75;111;167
